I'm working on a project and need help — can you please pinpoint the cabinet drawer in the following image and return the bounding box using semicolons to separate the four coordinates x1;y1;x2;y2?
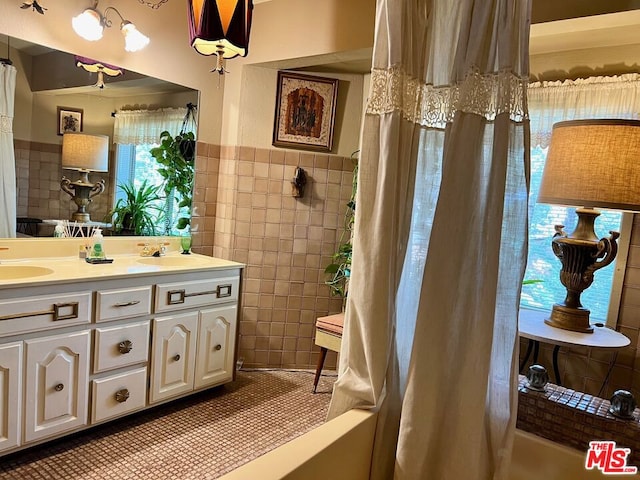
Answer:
155;276;240;313
0;292;91;337
96;286;152;322
91;367;147;424
93;321;150;373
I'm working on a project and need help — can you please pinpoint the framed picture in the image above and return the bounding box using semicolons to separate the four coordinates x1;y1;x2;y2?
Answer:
57;107;83;136
272;71;339;152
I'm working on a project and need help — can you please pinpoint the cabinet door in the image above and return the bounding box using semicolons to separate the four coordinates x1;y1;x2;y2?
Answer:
150;312;198;404
24;331;90;443
195;305;237;389
0;342;22;453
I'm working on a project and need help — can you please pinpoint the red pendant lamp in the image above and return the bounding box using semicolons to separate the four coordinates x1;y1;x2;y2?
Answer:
187;0;253;73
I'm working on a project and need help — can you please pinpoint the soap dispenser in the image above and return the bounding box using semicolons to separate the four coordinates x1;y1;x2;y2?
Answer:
54;221;65;238
90;228;106;259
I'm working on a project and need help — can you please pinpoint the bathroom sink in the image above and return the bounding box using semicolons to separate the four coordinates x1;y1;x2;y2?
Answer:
0;265;54;280
137;256;204;267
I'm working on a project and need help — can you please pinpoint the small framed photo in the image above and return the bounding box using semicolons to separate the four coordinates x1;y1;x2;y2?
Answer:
272;71;339;152
57;107;83;136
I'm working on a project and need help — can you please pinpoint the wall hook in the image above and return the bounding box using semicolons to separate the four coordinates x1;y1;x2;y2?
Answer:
291;167;307;198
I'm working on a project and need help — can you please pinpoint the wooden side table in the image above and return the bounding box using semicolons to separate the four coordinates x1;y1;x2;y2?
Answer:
518;309;630;395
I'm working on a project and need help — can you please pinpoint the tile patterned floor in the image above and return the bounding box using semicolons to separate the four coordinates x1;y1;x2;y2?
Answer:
0;370;335;480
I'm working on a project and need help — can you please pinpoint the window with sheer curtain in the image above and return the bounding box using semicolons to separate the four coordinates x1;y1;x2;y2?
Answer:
112;107;194;234
524;75;640;321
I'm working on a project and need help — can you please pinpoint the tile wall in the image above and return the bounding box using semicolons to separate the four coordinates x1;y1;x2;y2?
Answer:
193;142;353;370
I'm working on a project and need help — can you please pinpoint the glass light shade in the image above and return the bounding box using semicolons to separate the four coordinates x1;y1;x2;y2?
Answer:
187;0;253;58
62;133;109;172
121;22;150;52
539;119;640;212
72;9;104;41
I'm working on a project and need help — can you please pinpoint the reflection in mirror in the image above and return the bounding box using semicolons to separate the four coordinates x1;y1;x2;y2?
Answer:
1;34;199;238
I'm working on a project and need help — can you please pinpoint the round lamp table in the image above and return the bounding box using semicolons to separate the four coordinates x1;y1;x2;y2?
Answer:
518;309;630;396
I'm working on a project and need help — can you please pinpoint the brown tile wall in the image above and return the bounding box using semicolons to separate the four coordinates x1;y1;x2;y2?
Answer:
13;139;114;231
517;375;640;466
519;215;640;400
192;142;353;370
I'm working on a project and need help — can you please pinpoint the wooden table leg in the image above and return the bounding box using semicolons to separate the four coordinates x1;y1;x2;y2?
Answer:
552;345;562;386
313;347;328;393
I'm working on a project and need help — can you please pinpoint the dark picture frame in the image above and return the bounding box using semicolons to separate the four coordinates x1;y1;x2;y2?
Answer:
57;107;83;136
272;71;339;152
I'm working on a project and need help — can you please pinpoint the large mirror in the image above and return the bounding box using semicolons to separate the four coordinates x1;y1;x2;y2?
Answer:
1;34;199;238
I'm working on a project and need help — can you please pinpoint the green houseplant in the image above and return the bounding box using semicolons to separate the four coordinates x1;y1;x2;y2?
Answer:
107;180;164;236
325;153;358;298
149;130;195;233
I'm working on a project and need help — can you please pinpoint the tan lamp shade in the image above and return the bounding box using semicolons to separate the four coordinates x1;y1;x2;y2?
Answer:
538;119;640;212
62;133;109;172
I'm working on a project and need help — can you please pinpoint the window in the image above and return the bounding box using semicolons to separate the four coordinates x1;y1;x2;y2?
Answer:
114;143;186;236
524;75;640;324
112;106;196;236
521;145;623;322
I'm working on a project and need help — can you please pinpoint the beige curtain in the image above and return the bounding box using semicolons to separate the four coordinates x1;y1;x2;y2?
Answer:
328;1;531;479
0;62;17;238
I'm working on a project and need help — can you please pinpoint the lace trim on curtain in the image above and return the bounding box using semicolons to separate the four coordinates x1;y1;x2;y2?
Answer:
367;66;529;128
0;114;12;134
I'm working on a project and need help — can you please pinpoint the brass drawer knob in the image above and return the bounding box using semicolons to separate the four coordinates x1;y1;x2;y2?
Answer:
118;340;133;354
54;383;64;392
173;354;181;362
115;388;130;403
215;344;222;351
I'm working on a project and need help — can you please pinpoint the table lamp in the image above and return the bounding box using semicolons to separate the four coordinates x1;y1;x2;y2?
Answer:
538;119;640;333
60;133;109;223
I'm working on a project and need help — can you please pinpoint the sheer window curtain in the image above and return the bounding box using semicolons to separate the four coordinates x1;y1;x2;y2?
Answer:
0;62;17;238
327;1;531;479
529;74;640;147
113;107;190;145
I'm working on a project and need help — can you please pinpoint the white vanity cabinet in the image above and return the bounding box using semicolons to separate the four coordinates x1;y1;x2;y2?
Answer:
0;342;22;453
0;255;242;457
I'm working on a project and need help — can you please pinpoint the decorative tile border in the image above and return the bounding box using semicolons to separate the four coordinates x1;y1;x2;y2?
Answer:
517;375;640;466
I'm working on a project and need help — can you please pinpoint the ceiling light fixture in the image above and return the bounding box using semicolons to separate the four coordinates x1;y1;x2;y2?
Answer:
72;1;150;52
75;56;124;89
187;0;253;74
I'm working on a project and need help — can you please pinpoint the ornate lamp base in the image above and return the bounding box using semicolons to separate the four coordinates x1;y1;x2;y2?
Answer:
545;304;593;333
547;207;619;334
61;171;105;223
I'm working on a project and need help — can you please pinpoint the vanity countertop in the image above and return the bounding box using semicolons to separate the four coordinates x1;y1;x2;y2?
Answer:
0;237;244;289
0;253;243;289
